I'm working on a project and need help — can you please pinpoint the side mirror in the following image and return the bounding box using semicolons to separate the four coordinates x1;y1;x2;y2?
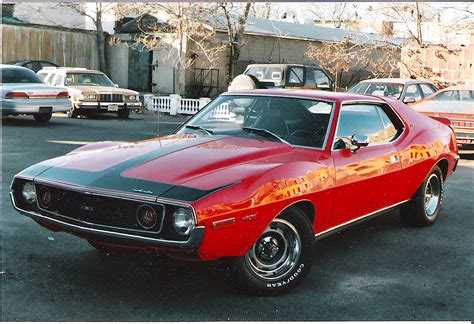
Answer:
114;84;119;88
403;97;416;104
351;133;369;153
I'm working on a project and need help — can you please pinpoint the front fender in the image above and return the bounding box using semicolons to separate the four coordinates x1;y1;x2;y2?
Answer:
192;160;335;260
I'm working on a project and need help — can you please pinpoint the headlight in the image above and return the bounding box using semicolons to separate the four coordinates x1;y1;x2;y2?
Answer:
173;207;195;236
80;94;97;101
126;95;138;101
22;182;36;205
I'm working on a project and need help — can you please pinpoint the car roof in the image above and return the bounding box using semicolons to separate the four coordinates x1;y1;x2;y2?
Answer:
38;67;103;74
222;88;386;102
0;64;34;70
246;63;322;69
358;78;433;85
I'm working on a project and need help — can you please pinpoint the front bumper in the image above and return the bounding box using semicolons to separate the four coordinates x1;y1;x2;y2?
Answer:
1;99;71;115
77;101;142;112
10;187;204;252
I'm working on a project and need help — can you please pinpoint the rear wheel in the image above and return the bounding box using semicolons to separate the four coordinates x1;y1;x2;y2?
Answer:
117;109;130;119
230;207;314;295
67;105;78;118
400;165;444;227
33;113;52;122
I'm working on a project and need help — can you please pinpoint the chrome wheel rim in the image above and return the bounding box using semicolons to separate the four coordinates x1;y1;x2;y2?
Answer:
424;174;441;217
244;218;301;281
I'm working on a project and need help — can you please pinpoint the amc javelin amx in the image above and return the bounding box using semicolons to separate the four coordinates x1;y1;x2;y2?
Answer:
11;89;459;294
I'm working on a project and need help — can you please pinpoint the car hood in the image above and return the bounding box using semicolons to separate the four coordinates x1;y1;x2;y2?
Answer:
68;85;138;95
22;134;294;202
412;100;474;115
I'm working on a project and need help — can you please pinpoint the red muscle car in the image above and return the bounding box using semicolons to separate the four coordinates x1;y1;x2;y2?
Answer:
10;89;459;295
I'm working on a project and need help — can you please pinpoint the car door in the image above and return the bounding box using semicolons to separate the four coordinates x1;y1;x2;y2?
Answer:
329;102;403;227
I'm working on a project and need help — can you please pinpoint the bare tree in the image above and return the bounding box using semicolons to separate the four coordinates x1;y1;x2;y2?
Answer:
218;2;253;80
306;38;401;88
61;1;115;72
111;3;227;95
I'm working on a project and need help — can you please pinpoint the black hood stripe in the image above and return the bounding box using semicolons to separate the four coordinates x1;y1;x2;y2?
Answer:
32;135;232;202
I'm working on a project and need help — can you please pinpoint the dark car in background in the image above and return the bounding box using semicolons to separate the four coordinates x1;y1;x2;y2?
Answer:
347;78;438;104
7;60;59;73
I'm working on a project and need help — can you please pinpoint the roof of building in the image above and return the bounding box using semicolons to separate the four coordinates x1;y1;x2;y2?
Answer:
210;16;409;46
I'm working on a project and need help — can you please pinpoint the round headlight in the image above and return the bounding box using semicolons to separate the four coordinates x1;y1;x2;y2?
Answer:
173;207;195;236
22;182;37;205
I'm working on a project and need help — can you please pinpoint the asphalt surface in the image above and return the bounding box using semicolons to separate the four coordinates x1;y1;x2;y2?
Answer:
2;112;473;321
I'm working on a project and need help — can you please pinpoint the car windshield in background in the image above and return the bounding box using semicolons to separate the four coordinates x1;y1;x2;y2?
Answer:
246;67;284;82
1;68;43;84
180;95;334;148
348;83;404;99
65;73;115;86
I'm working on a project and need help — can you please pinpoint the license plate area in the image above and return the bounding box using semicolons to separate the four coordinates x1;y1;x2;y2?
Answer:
108;105;119;112
39;107;52;113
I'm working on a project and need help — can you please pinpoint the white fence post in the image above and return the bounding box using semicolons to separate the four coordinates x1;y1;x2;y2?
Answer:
199;97;211;110
170;94;181;116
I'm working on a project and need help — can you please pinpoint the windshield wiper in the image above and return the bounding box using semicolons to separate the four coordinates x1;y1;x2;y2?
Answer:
241;127;289;144
185;125;214;135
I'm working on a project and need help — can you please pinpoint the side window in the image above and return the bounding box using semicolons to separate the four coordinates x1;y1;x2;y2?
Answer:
420;84;436;97
405;84;422;101
43;73;55;85
37;72;48;81
287;67;304;85
304;68;316;88
314;69;330;88
53;74;64;86
377;107;399;141
334;104;389;149
459;90;473;101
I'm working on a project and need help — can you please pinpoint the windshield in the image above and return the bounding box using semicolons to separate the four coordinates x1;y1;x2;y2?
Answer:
1;68;43;84
177;95;334;148
246;67;284;83
65;73;115;86
347;82;403;99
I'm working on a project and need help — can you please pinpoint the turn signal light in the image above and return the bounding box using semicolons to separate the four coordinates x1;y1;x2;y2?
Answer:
57;91;69;98
5;92;29;99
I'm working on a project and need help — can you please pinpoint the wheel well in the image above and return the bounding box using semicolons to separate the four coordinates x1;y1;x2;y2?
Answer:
436;159;449;180
286;200;315;225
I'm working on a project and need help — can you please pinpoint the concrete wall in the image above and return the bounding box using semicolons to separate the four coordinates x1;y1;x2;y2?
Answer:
1;22;100;70
401;43;474;86
107;40;129;88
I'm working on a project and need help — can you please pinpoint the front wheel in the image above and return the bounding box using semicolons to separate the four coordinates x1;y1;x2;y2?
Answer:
230;207;315;295
33;113;52;122
117;109;130;119
400;165;444;227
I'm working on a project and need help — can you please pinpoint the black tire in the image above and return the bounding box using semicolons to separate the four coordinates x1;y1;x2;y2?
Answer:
67;106;78;118
33;113;52;122
229;207;315;295
400;165;444;227
117;109;130;119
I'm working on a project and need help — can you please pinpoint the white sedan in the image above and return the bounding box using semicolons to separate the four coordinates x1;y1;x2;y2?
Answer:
1;65;71;122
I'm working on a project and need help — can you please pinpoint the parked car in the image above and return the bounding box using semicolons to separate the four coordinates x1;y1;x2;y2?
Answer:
347;78;438;104
412;84;474;149
7;60;59;73
10;89;458;294
1;65;71;122
37;67;141;119
230;64;335;91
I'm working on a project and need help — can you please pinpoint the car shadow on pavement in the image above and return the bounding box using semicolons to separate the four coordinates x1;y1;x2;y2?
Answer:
2;116;69;127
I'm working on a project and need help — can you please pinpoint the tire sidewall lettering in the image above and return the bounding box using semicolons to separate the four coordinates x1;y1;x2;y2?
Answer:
266;263;305;288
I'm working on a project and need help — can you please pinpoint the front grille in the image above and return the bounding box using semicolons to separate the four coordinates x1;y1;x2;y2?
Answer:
35;184;164;234
99;94;123;102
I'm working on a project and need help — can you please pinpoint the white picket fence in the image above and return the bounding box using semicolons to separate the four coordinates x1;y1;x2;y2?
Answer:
151;94;211;115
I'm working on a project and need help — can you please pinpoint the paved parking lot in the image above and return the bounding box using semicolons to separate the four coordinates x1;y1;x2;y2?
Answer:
2;112;473;321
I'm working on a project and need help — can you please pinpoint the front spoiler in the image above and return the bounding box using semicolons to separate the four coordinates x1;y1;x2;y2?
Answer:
10;192;204;251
